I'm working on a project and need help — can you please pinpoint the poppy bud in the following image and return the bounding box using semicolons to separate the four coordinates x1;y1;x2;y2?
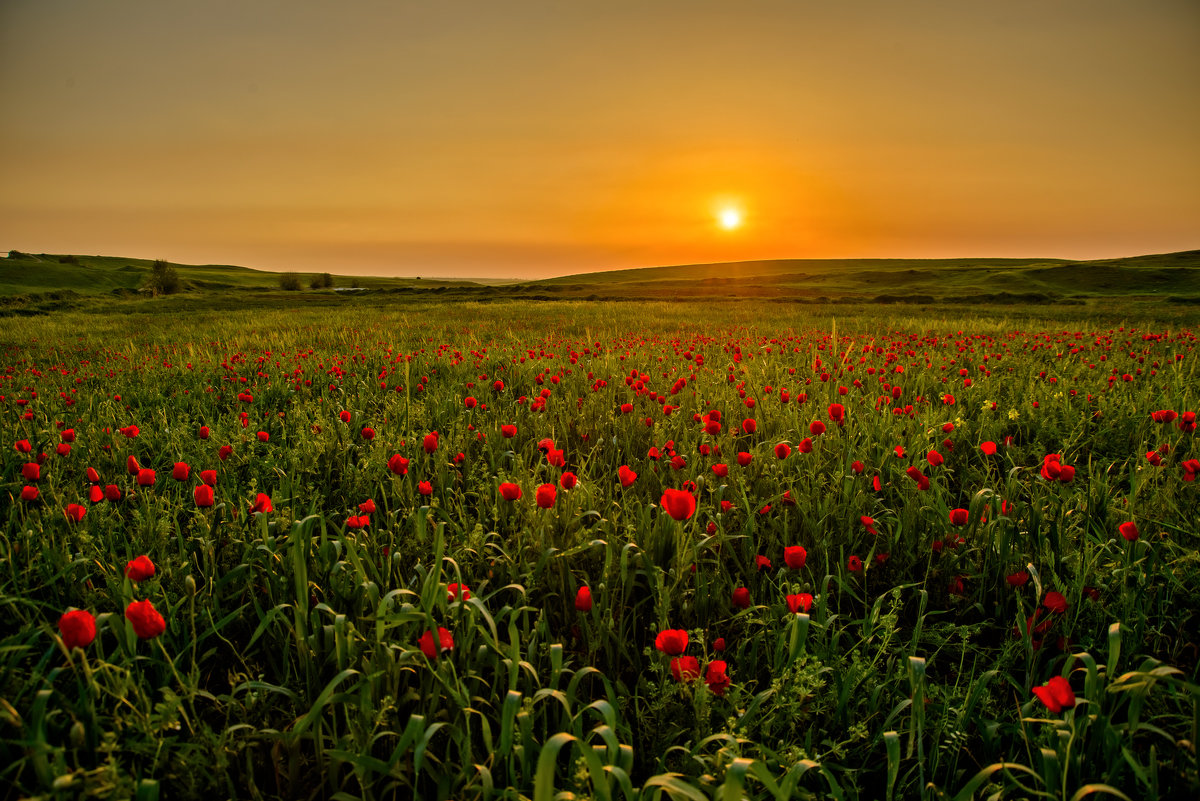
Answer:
575;586;593;612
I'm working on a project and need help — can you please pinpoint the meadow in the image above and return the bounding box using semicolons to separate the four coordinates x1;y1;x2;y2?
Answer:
2;298;1198;800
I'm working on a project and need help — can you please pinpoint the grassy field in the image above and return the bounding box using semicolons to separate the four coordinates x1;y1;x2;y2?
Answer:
2;299;1199;800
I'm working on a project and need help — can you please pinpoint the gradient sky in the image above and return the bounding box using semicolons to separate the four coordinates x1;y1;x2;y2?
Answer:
2;1;1197;279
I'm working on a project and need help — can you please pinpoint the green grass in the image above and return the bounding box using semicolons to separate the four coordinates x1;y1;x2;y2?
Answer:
2;299;1199;800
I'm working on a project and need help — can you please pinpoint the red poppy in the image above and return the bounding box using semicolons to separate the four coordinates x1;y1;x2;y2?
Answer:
64;503;86;522
575;586;593;611
198;426;210;439
339;410;352;423
1043;591;1068;614
419;481;433;496
87;486;103;503
256;431;269;443
125;599;166;639
346;514;369;530
797;438;813;454
655;629;688;655
847;554;863;573
86;467;101;483
200;469;217;487
736;452;753;467
422;432;439;454
1057;465;1075;482
22;462;40;481
710;463;729;478
980;441;997;456
1032;675;1075;714
560;472;578;489
59;609;97;649
851;460;864;474
56;443;71;457
1118;521;1139;541
1150;409;1178;424
464;396;477;409
251;493;273;514
731;587;750;609
500;424;517;438
927;450;944;467
547;449;566;467
387;454;410;475
618;465;637;488
948;508;969;526
809;420;826;436
105;484;122;502
1040;454;1063;480
774;442;790;459
14;439;31;453
741;418;757;434
671;656;701;683
219;445;233;461
786;593;813;613
360;426;375;440
418;627;454;659
194;485;214;507
124;555;156;581
447;583;471;602
136;468;156;487
713;637;726;652
172;462;190;481
1006;570;1030;587
860;515;878;535
660;489;696;521
783;545;807;570
704;660;731;695
755;555;772;571
1183;459;1200;482
536;483;556;508
20;486;38;501
499;482;522;501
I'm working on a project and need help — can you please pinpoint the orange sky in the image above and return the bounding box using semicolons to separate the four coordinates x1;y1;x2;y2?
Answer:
2;1;1198;279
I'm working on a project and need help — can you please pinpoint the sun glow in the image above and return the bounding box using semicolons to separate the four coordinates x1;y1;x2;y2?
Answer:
718;208;742;230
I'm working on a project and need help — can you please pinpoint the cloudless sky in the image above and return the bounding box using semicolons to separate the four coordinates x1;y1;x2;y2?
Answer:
1;1;1197;278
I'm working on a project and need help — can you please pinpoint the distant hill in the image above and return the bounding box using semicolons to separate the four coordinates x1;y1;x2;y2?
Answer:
529;250;1200;302
0;251;481;296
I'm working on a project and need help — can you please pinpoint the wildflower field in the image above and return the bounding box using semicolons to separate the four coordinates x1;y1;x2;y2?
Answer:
3;299;1199;800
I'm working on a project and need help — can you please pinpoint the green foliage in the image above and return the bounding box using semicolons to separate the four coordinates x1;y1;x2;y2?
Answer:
279;272;303;291
146;259;181;295
311;272;336;289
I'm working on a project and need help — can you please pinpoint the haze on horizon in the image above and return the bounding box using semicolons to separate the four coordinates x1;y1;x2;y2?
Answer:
1;0;1197;280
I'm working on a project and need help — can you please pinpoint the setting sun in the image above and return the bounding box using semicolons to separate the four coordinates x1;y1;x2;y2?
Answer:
718;208;742;230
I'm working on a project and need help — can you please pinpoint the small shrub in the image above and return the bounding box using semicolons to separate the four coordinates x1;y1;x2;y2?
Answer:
310;273;335;289
146;259;181;295
279;273;303;291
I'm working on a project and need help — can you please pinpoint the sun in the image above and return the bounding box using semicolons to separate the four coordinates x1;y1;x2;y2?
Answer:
718;208;742;230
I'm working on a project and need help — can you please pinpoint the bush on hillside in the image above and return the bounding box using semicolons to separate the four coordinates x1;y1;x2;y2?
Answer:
279;273;303;291
310;272;335;289
146;259;181;295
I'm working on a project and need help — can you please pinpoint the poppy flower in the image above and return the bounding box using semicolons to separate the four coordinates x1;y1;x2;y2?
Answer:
358;498;376;514
671;656;701;683
218;445;233;461
418;481;433;496
1040;455;1063;480
809;420;826;436
731;587;751;609
536;483;556;508
387;454;410;475
1032;675;1075;714
447;583;471;602
463;396;477;409
418;627;454;659
125;599;166;639
64;503;86;522
547;449;566;467
199;469;217;487
59;609;96;649
1043;591;1068;614
980;441;997;456
105;484;122;502
713;637;726;652
948;508;969;526
851;460;864;474
194;485;214;507
20;485;38;501
121;425;140;439
1150;409;1178;424
125;555;156;581
737;452;753;467
251;493;273;514
198;426;210;439
797;438;813;454
927;450;944;468
14;439;31;453
499;482;522;501
339;410;352;423
741;418;757;434
256;431;269;443
1118;521;1139;541
783;545;807;570
346;514;369;530
655;629;688;655
56;443;71;457
847;555;863;573
136;468;156;487
172;462;190;481
774;442;790;459
755;555;772;571
575;586;593;612
1057;465;1075;482
786;593;813;614
500;424;517;438
22;462;40;481
87;486;103;503
86;467;100;483
560;472;578;489
422;432;439;454
361;426;376;440
618;465;637;488
704;660;731;695
1006;570;1030;587
861;515;878;535
660;489;696;521
1182;459;1200;482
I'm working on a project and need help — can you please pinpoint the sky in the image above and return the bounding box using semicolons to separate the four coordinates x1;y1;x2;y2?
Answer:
1;1;1198;279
